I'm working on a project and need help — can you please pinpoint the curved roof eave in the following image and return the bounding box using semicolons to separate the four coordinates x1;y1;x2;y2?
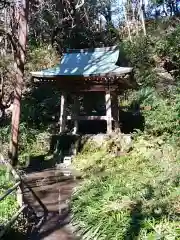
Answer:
31;46;133;79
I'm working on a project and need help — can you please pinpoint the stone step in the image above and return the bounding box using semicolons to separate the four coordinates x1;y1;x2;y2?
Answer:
20;165;78;239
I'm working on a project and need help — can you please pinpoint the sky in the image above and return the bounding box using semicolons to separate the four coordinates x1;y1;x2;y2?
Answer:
110;0;180;27
110;0;146;27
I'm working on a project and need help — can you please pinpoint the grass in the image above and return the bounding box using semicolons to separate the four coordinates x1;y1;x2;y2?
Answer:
0;166;18;225
71;134;180;239
0;18;179;238
71;87;180;239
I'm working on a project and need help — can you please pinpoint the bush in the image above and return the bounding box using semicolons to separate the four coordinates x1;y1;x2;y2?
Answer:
155;24;180;79
71;84;180;239
71;133;180;239
119;21;180;88
0;44;59;163
126;87;180;136
26;44;59;72
119;36;157;87
0;167;18;224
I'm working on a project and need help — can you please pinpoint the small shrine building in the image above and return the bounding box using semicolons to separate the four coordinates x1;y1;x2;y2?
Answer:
31;46;136;134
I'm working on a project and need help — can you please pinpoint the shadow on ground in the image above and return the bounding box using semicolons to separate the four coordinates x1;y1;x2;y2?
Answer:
1;229;27;240
124;201;144;240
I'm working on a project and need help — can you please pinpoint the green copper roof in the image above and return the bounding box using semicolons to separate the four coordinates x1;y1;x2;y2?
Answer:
31;46;133;78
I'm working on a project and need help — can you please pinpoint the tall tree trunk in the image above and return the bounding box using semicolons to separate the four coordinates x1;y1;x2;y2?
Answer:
4;7;8;55
175;0;179;15
9;0;29;166
162;1;168;16
141;0;146;36
123;4;132;42
171;0;177;15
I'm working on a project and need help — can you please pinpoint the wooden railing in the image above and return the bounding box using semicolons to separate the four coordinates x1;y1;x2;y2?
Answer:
0;154;27;239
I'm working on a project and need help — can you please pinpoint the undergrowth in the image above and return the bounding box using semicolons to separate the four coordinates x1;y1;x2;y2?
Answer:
0;17;179;238
72;134;180;239
71;85;180;239
0;45;57;229
0;167;18;225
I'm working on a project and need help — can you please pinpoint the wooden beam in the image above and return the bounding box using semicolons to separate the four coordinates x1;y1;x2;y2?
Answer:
105;90;112;134
59;92;67;133
33;79;125;91
66;115;114;121
72;95;79;134
0;204;27;239
0;181;21;202
112;93;119;129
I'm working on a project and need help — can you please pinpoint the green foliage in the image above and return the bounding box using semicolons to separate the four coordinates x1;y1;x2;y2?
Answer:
18;125;50;163
0;55;13;72
71;131;180;239
1;16;180;238
126;87;180;136
26;44;59;73
155;24;180;79
71;82;180;238
71;44;180;239
0;44;60;163
0;167;18;224
21;85;60;126
120;21;180;87
0;123;50;166
120;36;157;87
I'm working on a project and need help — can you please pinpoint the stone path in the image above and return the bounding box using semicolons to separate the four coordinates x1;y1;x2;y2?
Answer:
22;165;79;240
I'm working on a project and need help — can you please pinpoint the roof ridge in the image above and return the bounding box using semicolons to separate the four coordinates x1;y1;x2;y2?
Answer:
65;46;118;53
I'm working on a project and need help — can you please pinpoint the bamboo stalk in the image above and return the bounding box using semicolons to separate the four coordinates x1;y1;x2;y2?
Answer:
0;154;23;206
0;154;20;181
0;154;25;238
0;204;27;239
0;181;21;202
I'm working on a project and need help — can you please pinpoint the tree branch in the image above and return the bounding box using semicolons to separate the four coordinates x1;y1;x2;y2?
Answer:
75;0;84;9
0;0;10;10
